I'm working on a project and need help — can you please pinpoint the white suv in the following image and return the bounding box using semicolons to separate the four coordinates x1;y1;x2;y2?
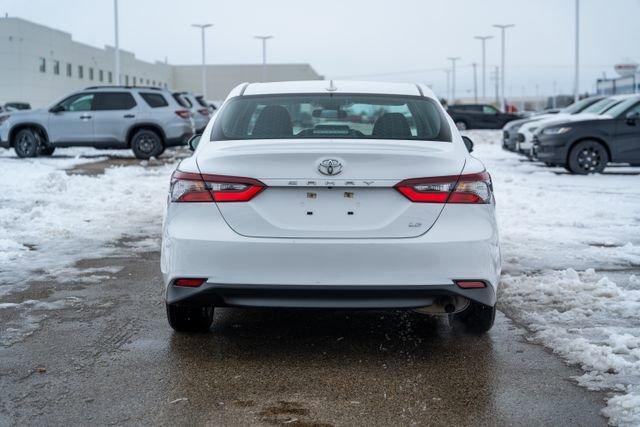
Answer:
0;86;194;159
161;80;501;334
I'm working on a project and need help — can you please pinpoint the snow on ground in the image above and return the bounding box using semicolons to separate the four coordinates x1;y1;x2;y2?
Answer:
468;130;640;426
0;147;181;345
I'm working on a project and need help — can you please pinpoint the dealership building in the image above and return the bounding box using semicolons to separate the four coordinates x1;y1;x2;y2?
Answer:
0;17;322;107
595;63;640;95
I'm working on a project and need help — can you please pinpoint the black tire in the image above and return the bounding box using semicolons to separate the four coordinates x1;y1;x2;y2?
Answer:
13;128;41;158
455;121;468;131
567;140;609;174
131;129;163;160
166;303;214;333
39;146;55;156
451;301;496;333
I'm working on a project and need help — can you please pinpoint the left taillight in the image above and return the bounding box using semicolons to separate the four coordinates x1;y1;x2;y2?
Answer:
395;172;493;204
198;108;210;117
169;170;265;203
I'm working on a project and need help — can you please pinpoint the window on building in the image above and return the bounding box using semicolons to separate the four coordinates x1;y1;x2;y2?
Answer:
78;65;84;79
99;70;104;82
139;92;169;108
152;80;156;86
125;75;129;85
53;60;60;75
133;76;137;86
92;92;137;110
108;71;113;83
66;63;72;77
38;57;46;73
89;68;94;81
146;79;150;85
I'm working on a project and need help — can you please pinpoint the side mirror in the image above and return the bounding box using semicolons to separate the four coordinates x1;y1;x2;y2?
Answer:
49;105;64;113
187;134;202;151
626;111;640;124
462;136;474;153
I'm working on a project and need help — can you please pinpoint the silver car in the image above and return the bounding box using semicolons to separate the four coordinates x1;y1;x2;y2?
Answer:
173;91;211;133
0;86;194;159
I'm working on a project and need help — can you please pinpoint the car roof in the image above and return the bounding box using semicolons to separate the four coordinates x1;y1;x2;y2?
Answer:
609;94;640;101
232;80;436;99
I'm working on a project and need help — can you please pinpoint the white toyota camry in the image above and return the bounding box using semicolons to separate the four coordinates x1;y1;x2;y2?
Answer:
161;80;501;334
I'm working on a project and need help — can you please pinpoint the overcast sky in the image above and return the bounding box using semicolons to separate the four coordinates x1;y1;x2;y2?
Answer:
3;0;639;98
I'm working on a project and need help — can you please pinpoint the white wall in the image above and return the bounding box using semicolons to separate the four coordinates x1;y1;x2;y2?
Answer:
0;17;172;108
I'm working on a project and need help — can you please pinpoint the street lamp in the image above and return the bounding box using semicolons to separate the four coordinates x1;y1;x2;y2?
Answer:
471;62;478;103
493;24;515;111
254;35;274;82
474;36;493;100
113;0;120;85
447;57;461;104
574;0;580;102
192;23;213;97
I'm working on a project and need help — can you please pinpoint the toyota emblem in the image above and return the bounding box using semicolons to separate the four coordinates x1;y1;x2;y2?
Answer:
318;159;343;176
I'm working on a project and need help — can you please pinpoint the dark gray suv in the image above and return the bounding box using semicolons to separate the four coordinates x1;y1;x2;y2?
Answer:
0;86;195;159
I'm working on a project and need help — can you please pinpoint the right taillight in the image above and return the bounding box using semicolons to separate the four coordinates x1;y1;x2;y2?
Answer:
170;170;265;203
395;172;493;204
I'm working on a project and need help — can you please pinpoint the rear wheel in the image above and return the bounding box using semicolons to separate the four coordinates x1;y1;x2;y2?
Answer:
455;120;468;131
451;301;496;333
567;140;608;174
166;303;214;332
131;129;163;160
13;128;41;158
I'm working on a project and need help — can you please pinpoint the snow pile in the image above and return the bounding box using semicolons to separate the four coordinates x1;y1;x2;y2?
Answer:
500;269;640;425
468;130;640;426
0;151;177;294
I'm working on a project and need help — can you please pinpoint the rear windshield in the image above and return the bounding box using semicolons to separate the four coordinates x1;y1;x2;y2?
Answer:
173;93;192;108
195;96;209;107
211;94;451;142
140;92;169;108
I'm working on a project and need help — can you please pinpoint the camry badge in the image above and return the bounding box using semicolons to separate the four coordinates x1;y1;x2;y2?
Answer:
318;159;343;176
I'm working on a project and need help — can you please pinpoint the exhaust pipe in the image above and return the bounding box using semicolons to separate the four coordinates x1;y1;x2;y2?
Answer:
414;296;470;315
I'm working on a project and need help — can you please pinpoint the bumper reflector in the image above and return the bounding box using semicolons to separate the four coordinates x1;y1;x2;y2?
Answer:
455;280;487;289
175;278;206;287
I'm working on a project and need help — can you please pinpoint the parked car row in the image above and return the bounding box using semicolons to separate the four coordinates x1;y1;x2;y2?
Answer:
0;86;212;159
502;94;640;174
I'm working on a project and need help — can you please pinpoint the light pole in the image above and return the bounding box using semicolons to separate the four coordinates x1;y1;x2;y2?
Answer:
192;24;213;97
474;36;493;100
444;69;451;104
254;35;274;82
493;24;515;111
447;57;460;104
471;62;478;103
574;0;580;102
113;0;120;84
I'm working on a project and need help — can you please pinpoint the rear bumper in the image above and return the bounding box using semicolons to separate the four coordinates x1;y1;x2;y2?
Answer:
161;203;501;308
166;283;496;308
0;129;9;148
165;131;192;147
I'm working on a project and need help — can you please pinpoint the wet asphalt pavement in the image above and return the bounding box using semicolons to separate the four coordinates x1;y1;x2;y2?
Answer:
0;244;607;426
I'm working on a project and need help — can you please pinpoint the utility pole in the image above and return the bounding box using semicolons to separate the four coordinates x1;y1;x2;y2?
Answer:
474;36;493;100
447;57;461;104
471;62;478;103
444;69;451;104
113;0;120;84
254;35;274;82
192;24;213;97
574;0;580;102
493;24;515;111
493;66;500;105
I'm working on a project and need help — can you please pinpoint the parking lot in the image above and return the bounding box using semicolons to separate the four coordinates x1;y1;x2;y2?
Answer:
1;131;639;425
